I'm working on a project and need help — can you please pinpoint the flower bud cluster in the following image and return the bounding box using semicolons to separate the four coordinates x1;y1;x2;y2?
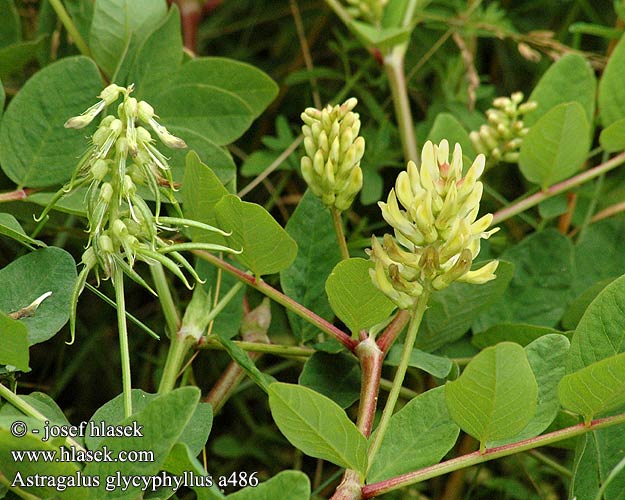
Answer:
470;92;537;167
52;84;238;342
300;98;365;211
368;140;499;309
345;0;388;25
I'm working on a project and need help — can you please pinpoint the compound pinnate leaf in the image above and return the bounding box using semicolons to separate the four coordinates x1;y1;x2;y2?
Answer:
519;102;591;189
559;352;625;424
0;56;103;187
368;386;460;482
325;258;396;334
215;195;297;277
445;342;538;450
268;382;368;475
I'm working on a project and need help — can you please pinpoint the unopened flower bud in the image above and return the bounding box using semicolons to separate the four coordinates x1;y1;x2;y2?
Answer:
98;84;124;105
300;98;365;211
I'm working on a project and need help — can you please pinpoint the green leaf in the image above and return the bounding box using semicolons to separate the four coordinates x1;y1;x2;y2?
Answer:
445;342;538;449
83;387;200;498
325;258;396;334
268;382;368;474
0;76;4;120
385;346;452;378
63;0;95;43
215;194;297;276
0;0;20;48
226;470;310;500
0;56;103;187
163;443;224;500
526;53;596;127
368;386;460;482
488;334;570;446
519;102;591;188
0;417;82;498
182;151;230;246
171;57;278;117
217;335;276;393
573;216;625;295
0;213;45;249
562;278;615;331
569;274;625;372
599;34;625;127
0;36;47;80
280;191;341;342
600;117;625;152
88;0;167;78
473;230;575;331
559;352;625;423
570;425;625;500
299;352;361;409
416;261;514;351
427;113;475;158
85;389;211;454
0;247;77;344
0;312;28;371
472;323;563;349
129;5;183;100
0;392;71;428
349;20;412;49
151;57;278;146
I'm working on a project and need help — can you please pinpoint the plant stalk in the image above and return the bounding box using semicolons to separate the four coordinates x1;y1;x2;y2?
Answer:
114;266;133;418
491;150;625;226
157;331;192;394
362;412;625;498
332;207;350;260
193;250;357;351
367;289;430;470
383;52;418;164
150;263;181;338
48;0;92;57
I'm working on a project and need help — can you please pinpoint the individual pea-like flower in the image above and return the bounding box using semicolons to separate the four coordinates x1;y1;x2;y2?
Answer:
345;0;388;26
43;84;240;342
300;98;365;211
367;140;499;309
470;92;537;168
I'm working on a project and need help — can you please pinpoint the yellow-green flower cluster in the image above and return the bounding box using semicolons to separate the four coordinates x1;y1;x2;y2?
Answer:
345;0;388;25
470;92;537;167
368;140;499;309
49;84;238;341
300;98;364;211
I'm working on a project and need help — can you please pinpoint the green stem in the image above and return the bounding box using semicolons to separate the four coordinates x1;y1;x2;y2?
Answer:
150;263;180;338
491;150;625;226
114;266;132;418
362;412;625;498
205;282;245;325
200;338;314;357
332;207;350;260
367;289;430;470
0;383;85;451
158;332;192;394
527;450;572;478
383;51;418;164
47;0;92;58
0;472;40;500
193;250;357;351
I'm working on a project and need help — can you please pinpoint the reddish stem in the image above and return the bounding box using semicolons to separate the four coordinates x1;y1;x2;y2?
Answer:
193;250;357;351
0;188;35;202
376;310;410;354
